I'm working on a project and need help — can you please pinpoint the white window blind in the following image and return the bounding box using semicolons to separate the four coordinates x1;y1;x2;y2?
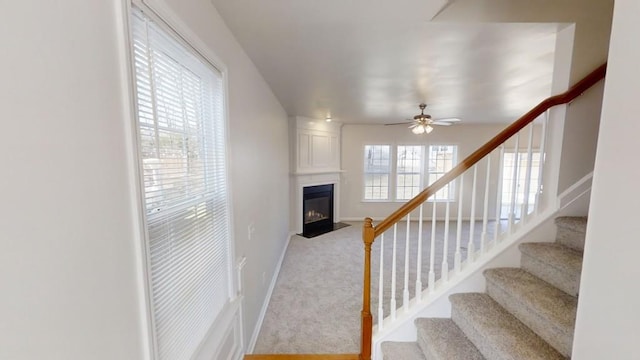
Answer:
131;8;232;360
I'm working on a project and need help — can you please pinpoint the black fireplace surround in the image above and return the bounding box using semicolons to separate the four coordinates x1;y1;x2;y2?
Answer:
302;184;334;237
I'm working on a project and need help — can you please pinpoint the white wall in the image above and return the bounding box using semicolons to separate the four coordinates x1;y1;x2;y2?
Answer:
572;0;640;358
0;0;290;358
340;123;542;220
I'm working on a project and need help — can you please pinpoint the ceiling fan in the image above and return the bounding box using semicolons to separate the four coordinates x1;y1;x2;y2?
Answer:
386;103;461;134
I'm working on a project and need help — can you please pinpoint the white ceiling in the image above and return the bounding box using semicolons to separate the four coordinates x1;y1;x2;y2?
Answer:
210;0;560;124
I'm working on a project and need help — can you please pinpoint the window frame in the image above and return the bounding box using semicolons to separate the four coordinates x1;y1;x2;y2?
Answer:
395;144;425;201
500;148;542;219
125;4;236;360
362;144;392;201
426;144;458;202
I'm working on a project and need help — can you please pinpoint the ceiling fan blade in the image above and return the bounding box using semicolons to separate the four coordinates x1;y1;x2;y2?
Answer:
433;117;461;122
431;121;453;126
384;121;414;126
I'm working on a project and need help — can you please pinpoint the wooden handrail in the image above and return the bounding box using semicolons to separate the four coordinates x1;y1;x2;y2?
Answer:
358;63;606;360
373;63;607;237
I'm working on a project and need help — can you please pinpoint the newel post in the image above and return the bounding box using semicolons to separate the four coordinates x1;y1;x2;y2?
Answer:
360;218;375;360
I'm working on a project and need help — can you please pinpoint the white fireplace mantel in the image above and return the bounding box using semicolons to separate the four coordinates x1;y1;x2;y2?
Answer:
292;172;342;234
289;116;343;234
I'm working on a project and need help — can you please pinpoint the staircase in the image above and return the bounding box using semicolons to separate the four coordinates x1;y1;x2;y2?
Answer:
380;216;586;360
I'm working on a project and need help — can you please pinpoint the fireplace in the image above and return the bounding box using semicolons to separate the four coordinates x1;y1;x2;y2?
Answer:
302;184;334;237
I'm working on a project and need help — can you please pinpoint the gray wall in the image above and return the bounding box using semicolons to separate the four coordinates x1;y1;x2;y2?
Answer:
436;0;613;203
0;0;290;358
573;0;640;356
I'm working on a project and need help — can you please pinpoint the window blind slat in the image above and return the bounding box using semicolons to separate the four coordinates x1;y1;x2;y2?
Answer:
131;8;231;360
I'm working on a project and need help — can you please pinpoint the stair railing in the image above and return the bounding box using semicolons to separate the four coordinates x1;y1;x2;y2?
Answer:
359;63;607;360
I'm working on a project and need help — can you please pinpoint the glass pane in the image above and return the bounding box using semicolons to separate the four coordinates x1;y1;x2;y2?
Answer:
428;145;457;201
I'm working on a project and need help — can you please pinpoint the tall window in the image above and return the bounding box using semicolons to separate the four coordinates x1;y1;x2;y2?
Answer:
428;145;457;201
396;145;423;200
364;145;391;200
501;151;541;219
131;8;232;360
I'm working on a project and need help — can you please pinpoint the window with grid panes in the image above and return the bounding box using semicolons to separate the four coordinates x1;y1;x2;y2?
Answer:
500;151;541;219
396;145;423;200
363;145;391;200
427;145;457;201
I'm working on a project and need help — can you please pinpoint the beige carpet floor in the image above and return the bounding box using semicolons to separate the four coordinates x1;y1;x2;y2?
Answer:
253;220;500;354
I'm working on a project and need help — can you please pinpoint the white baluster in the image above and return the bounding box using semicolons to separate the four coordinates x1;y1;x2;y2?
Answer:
403;214;410;313
428;198;436;293
415;205;424;302
481;156;491;254
455;173;464;272
390;224;397;321
378;233;384;331
535;112;548;214
521;123;534;221
494;146;505;243
508;133;520;233
441;199;450;281
467;165;478;263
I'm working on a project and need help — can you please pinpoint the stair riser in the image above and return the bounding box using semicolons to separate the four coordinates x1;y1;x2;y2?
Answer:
381;342;425;360
521;252;580;296
417;338;441;360
451;307;497;360
415;319;484;360
485;280;573;357
416;330;440;360
556;226;585;252
555;217;587;252
450;294;565;360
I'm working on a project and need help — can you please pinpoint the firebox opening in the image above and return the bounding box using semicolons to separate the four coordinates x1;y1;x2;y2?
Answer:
302;184;334;237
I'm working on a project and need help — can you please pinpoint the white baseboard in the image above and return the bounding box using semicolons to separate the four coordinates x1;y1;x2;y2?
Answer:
246;231;294;353
340;217;493;222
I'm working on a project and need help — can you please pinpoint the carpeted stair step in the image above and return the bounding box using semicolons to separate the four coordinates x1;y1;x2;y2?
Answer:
450;293;565;360
555;216;587;252
415;318;484;360
520;242;583;296
484;268;577;357
380;341;425;360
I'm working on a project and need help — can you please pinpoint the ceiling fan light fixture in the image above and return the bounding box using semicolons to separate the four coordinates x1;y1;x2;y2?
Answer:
384;103;460;134
411;125;426;134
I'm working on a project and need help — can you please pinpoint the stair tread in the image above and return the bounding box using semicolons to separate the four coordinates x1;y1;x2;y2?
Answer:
380;341;425;360
485;268;578;329
518;243;583;280
450;293;565;360
484;268;577;356
415;318;484;360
